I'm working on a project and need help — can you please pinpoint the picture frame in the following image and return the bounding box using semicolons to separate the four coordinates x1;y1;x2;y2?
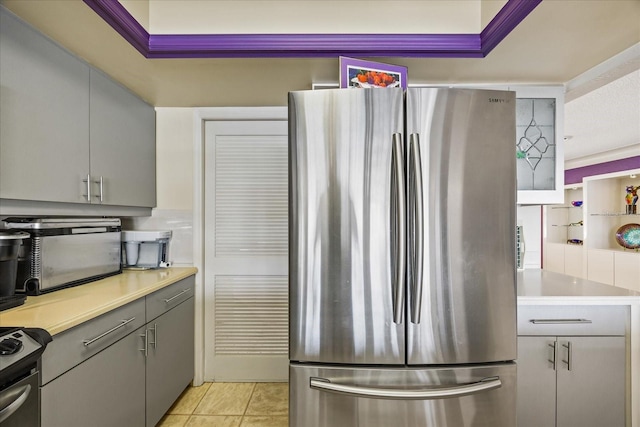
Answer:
339;57;408;89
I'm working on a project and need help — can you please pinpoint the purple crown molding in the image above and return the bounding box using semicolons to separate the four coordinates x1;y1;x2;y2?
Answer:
147;33;482;59
565;156;640;185
83;0;148;55
480;0;542;55
82;0;541;59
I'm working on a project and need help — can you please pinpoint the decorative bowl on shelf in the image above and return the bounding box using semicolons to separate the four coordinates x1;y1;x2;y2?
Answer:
567;239;583;245
571;200;583;207
615;223;640;250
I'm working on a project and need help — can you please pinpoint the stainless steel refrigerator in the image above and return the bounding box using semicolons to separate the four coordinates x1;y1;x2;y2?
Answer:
288;87;517;427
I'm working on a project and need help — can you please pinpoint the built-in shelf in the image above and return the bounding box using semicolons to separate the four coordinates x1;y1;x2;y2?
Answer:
543;170;640;291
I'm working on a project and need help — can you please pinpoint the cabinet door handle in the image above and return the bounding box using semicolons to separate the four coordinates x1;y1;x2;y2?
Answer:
548;342;557;370
82;174;91;202
82;317;136;347
149;323;157;349
562;341;572;371
164;289;189;304
93;176;104;202
139;329;148;357
530;319;592;324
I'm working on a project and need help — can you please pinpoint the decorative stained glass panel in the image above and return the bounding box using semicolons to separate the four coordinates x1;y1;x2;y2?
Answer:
516;98;556;191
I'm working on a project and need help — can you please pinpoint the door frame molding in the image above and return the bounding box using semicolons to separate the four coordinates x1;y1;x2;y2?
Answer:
192;107;288;385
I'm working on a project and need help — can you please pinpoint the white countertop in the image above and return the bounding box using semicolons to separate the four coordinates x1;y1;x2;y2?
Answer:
518;269;640;305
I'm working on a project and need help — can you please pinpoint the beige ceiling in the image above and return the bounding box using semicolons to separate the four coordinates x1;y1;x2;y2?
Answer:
2;0;639;161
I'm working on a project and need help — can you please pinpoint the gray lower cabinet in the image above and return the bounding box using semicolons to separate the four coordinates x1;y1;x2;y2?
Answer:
145;297;195;427
517;305;627;427
40;276;195;427
41;326;147;427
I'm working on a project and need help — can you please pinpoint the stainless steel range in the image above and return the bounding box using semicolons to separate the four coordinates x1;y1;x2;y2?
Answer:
0;327;52;427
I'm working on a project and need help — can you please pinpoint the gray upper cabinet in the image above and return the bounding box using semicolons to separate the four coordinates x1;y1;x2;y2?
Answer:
90;70;156;207
0;7;90;204
0;7;156;210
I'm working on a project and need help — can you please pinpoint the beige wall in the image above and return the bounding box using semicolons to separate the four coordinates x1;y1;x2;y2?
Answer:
155;108;194;210
124;108;195;266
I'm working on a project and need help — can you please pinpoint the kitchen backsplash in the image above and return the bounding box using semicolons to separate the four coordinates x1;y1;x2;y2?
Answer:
122;209;193;266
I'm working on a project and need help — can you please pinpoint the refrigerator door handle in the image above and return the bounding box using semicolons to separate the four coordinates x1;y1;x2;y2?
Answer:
391;133;406;324
408;133;424;324
310;376;502;400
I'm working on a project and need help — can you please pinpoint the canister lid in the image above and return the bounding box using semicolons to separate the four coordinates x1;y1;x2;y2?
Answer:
0;230;30;240
4;217;121;229
122;230;172;241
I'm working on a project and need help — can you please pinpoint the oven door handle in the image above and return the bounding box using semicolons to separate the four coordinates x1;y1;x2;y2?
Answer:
0;384;31;423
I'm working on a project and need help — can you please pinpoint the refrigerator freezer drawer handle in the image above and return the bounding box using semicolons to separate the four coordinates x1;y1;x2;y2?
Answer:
310;377;502;400
391;133;406;324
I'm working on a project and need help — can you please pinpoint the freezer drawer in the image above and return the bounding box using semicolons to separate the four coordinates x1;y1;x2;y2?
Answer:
290;362;516;427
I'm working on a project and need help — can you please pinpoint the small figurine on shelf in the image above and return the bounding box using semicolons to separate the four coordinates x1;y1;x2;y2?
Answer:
625;185;639;214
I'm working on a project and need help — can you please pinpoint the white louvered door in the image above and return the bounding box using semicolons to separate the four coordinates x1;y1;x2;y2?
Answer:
204;119;288;381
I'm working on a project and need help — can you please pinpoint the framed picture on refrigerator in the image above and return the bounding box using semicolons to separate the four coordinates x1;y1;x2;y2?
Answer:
339;57;407;89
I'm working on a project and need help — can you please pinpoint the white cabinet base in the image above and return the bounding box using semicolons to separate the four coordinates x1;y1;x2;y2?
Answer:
587;249;615;285
564;244;584;278
544;243;566;274
614;251;640;291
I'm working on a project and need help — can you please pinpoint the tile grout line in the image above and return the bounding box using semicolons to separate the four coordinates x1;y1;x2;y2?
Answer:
240;382;258;425
183;382;211;426
191;383;210;415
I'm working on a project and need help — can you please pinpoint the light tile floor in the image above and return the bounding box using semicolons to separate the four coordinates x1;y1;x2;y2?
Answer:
157;382;288;427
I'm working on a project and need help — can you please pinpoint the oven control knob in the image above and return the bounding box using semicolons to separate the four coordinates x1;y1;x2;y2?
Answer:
0;337;23;355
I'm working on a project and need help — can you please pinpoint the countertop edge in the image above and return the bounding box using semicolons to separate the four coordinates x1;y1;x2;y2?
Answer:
0;267;198;336
518;296;640;306
48;268;198;335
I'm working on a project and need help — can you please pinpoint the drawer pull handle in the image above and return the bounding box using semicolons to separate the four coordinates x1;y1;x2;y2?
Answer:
82;317;136;347
530;319;592;324
164;289;189;304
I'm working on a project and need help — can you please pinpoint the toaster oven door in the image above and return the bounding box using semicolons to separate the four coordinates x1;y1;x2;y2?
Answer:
29;231;121;292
